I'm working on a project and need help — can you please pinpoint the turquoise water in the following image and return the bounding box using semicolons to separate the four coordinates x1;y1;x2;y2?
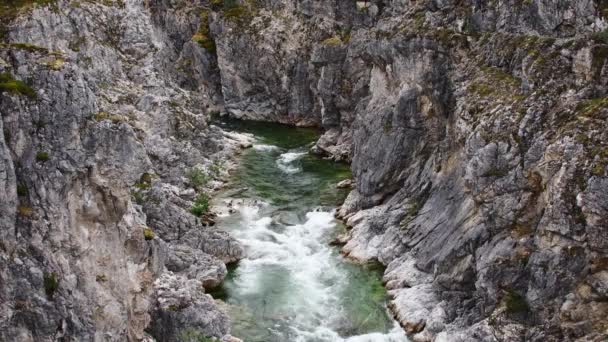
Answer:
211;119;406;342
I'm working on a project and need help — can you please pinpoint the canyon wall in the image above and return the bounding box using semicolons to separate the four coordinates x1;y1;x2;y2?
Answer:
0;0;247;341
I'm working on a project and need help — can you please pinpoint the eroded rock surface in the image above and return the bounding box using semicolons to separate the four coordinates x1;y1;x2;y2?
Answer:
0;0;246;340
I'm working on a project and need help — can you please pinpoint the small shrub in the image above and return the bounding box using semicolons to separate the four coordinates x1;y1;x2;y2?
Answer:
224;5;246;20
210;0;223;9
187;168;210;188
35;151;49;162
593;28;608;45
132;190;145;205
143;227;155;241
43;272;59;299
209;160;223;178
0;73;36;98
505;290;528;314
134;172;153;190
192;10;216;52
16;183;28;196
190;193;210;217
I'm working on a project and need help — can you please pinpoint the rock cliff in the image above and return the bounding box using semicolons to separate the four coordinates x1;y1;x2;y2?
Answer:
1;0;608;341
0;0;248;341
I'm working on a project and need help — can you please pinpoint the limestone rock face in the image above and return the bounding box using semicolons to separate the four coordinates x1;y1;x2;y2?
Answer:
0;0;243;341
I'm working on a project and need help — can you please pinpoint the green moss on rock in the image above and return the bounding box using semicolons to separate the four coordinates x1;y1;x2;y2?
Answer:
43;272;59;299
0;73;36;98
35;151;49;162
505;290;529;314
192;10;216;53
143;227;155;241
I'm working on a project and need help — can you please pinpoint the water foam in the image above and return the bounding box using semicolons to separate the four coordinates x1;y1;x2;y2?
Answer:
253;144;280;152
230;203;408;341
276;151;307;174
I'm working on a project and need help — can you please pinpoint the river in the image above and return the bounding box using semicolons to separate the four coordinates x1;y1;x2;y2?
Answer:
210;120;407;342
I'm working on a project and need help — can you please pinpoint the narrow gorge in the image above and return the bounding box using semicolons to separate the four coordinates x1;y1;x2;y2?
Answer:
1;0;608;341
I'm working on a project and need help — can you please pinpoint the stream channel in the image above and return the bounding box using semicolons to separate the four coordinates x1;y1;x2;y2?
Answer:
210;120;407;342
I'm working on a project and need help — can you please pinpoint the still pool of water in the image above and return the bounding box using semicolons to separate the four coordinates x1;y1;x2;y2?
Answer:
210;119;407;342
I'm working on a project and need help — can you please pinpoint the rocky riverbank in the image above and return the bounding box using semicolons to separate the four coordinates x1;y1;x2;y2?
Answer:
2;0;608;341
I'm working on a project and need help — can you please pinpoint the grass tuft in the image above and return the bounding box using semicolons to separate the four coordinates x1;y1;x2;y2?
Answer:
0;73;36;98
190;193;210;217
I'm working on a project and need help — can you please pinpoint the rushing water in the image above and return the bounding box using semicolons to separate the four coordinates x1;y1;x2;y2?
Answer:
211;120;407;342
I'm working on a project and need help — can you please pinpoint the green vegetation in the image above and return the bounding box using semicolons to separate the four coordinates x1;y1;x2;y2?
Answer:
190;193;210;217
0;0;58;38
0;0;57;18
0;73;36;98
94;111;125;123
45;57;65;70
132;190;145;205
16;183;28;196
220;0;254;24
179;330;215;342
210;0;223;9
35;151;49;162
43;272;59;299
576;97;608;118
187;168;210;188
209;160;223;178
468;66;523;102
143;227;155;241
590;146;608;176
192;10;216;52
511;223;534;238
0;42;48;53
505;290;528;314
322;36;343;46
224;5;246;20
593;28;608;45
134;172;153;190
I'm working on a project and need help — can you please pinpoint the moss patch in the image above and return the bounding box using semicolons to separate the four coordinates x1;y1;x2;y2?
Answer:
467;66;524;102
0;73;36;98
322;36;343;46
576;97;608;118
143;227;155;241
43;272;59;299
94;111;125;123
35;151;49;162
192;10;216;53
505;290;529;314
